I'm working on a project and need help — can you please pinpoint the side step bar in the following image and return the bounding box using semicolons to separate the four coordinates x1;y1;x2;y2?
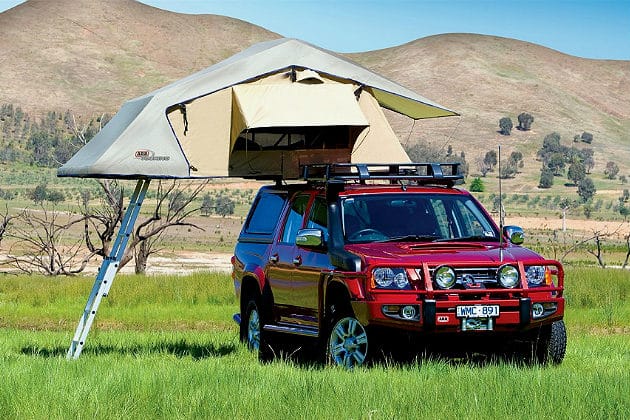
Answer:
233;313;318;337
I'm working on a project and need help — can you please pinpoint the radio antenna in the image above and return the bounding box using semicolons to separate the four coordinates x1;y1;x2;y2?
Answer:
498;145;504;262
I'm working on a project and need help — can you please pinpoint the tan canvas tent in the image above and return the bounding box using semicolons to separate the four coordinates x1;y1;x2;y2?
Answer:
58;38;457;180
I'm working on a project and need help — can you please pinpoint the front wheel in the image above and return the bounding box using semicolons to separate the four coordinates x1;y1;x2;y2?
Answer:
241;299;262;351
327;316;369;368
536;320;567;364
241;297;274;361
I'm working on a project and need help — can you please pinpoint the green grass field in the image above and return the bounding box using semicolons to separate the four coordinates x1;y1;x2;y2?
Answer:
1;268;629;419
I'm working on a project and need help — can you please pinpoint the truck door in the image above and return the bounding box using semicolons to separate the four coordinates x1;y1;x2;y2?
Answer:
266;193;310;324
291;196;332;327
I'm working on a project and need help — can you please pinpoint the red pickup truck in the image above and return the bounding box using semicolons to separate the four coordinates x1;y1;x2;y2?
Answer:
232;163;566;367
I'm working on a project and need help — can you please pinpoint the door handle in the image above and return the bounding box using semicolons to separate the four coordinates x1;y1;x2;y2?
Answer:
269;254;279;263
292;256;302;266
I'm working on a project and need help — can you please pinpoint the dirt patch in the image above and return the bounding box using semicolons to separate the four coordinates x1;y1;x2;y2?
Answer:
506;216;630;239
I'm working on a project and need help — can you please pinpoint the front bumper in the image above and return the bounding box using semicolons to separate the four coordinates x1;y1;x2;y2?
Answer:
353;293;565;333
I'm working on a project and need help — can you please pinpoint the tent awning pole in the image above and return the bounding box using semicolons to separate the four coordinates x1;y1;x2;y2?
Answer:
66;178;150;360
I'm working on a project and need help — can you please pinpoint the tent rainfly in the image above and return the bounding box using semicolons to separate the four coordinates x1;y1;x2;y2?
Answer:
58;38;457;180
63;38;458;360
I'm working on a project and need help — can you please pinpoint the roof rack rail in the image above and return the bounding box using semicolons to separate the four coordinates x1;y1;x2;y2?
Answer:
301;163;463;186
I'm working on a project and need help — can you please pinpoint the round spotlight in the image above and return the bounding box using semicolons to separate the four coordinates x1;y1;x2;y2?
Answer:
373;267;394;288
498;265;520;288
434;266;456;289
526;266;546;286
401;305;417;320
532;303;544;318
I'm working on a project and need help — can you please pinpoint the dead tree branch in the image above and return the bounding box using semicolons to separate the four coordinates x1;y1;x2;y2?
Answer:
5;206;98;275
115;180;208;274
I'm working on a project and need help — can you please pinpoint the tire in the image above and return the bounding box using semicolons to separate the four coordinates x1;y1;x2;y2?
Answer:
241;297;274;361
532;320;567;365
327;315;369;368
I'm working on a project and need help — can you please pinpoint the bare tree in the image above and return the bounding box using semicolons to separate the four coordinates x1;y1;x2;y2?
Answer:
558;224;624;268
0;204;18;247
81;179;124;258
623;232;630;270
5;206;98;275
116;180;208;274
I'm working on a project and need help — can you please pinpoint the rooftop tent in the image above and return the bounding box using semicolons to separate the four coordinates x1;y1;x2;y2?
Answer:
57;38;458;180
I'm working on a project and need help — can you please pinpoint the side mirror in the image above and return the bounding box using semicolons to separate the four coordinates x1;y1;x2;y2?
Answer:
503;225;524;245
295;228;326;249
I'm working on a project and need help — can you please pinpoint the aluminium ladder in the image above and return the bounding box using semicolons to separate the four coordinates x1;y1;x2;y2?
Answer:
67;179;150;360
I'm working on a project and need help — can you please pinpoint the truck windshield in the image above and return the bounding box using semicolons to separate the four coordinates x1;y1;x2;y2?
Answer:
342;193;499;244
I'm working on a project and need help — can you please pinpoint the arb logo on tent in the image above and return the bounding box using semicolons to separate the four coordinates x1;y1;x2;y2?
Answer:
134;150;170;161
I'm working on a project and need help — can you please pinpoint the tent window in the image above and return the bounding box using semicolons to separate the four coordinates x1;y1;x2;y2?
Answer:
233;126;355;151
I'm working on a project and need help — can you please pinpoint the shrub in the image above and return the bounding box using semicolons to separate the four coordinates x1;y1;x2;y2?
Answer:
469;177;485;192
517;112;534;130
498;117;513;135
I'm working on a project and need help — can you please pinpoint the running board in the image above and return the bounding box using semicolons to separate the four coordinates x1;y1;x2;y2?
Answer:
264;323;319;337
233;313;318;337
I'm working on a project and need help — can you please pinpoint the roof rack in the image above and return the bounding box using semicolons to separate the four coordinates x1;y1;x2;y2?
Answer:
301;163;463;186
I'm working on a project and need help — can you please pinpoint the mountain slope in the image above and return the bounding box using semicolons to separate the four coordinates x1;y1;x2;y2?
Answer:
351;34;630;183
0;0;280;112
0;1;628;184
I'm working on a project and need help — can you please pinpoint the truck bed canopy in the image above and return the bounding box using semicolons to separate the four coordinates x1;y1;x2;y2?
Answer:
58;38;457;180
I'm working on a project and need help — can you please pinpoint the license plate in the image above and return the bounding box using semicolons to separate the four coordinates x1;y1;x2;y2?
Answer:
456;305;499;318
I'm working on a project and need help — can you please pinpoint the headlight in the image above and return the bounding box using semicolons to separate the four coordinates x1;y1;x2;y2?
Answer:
373;268;410;289
434;265;456;289
498;265;520;288
526;265;546;286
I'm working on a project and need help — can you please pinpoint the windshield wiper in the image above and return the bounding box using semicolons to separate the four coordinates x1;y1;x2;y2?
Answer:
378;234;440;243
435;235;498;242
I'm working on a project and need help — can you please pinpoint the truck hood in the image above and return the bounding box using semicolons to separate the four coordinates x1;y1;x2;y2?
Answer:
344;241;545;268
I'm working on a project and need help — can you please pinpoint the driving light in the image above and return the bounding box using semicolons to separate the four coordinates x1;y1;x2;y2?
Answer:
526;266;546;286
434;266;456;289
498;265;519;288
532;303;544;318
401;305;417;320
373;268;410;289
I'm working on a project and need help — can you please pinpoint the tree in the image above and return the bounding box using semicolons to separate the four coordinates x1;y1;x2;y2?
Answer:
215;194;235;217
30;183;48;204
5;206;95;275
580;148;595;173
567;162;586;185
499;117;513;135
517;112;534;130
509;151;524;172
124;180;208;274
541;132;561;153
469;177;485;192
546;153;566;175
580;131;593;144
46;190;65;204
405;140;443;162
577;177;596;202
200;193;214;216
0;205;18;248
476;155;492;177
604;161;619;179
539;167;554;188
499;160;517;179
483;150;497;172
620;175;627;185
82;179;124;260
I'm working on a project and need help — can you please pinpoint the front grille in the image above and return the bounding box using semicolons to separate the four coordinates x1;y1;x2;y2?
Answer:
421;266;504;289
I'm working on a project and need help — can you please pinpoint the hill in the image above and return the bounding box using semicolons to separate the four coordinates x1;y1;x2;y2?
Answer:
1;0;629;193
0;0;280;113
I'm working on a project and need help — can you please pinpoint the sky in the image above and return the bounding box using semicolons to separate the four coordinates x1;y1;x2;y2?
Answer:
1;0;629;60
